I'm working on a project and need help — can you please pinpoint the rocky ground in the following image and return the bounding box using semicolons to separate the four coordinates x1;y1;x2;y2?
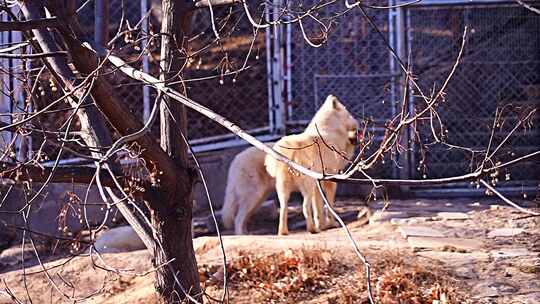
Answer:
0;198;538;303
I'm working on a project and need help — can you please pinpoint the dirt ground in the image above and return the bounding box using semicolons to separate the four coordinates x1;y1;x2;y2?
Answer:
0;197;538;304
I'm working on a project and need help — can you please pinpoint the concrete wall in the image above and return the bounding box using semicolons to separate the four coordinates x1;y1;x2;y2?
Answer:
0;183;111;239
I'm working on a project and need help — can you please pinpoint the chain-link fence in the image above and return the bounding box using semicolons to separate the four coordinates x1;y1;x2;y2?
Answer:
14;1;540;192
287;1;539;188
185;3;270;141
78;0;146;117
406;3;540;187
77;0;271;143
289;2;397;124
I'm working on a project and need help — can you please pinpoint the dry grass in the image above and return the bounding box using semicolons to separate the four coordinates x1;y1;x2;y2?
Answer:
199;249;470;303
200;248;346;302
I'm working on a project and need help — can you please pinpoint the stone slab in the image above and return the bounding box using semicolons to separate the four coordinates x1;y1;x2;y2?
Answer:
490;248;537;259
416;251;490;266
369;211;410;224
436;212;470;220
407;236;483;251
472;280;519;298
506;292;540;304
487;228;525;238
398;226;445;238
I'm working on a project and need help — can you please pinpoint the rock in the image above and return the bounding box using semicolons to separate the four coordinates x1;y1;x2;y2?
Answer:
356;207;371;226
93;226;145;253
454;266;478;279
473;280;519;298
416;251;489;266
398;226;445;238
487;228;524;238
436;212;469;220
407;236;483;251
207;200;278;233
289;219;307;231
506;292;540;304
0;246;35;267
415;251;484;279
490;205;503;211
490;248;536;259
370;210;430;224
0;222;15;251
389;217;430;225
369;211;407;224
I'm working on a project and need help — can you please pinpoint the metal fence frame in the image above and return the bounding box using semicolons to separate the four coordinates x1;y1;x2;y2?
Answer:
280;0;539;194
1;8;31;162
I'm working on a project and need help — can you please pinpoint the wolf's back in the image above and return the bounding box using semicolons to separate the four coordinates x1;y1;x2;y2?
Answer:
265;135;307;178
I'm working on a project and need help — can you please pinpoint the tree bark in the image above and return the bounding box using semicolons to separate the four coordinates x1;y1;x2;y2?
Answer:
153;0;201;302
23;1;201;301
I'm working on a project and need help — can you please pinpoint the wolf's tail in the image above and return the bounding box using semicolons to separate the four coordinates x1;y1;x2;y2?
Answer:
221;178;238;230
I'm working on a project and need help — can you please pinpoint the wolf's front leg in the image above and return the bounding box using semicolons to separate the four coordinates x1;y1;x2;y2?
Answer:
322;182;338;230
302;195;317;233
276;181;291;235
311;194;325;233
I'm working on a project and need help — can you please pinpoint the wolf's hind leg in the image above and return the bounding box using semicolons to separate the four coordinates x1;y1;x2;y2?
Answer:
234;188;270;235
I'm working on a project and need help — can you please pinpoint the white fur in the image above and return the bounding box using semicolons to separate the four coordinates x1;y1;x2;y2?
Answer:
220;143;275;235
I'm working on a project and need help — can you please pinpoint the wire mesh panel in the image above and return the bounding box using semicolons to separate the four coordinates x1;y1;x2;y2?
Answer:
406;4;540;187
77;1;146;120
184;2;270;141
288;1;399;178
289;3;397;123
75;1;271;145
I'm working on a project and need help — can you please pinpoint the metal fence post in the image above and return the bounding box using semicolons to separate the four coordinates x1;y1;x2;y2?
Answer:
395;5;412;185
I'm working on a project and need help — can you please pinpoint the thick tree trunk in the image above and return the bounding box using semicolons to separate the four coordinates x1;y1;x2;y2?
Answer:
152;0;201;302
33;1;200;301
24;0;200;301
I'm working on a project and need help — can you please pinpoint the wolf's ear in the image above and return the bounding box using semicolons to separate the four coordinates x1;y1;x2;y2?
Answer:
325;95;339;109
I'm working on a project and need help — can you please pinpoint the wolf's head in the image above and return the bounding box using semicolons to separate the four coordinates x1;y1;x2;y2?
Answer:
305;95;359;149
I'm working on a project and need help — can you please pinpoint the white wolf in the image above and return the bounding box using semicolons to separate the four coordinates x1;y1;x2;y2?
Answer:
220;143;275;235
265;95;359;235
